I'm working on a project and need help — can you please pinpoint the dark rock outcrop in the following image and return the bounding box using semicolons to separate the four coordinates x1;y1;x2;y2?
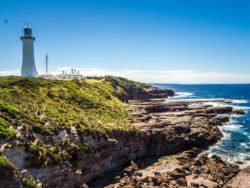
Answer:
232;108;246;115
145;87;175;99
207;106;233;114
104;76;175;102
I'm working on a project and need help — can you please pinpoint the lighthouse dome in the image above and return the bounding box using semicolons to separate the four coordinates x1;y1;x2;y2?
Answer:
24;25;32;36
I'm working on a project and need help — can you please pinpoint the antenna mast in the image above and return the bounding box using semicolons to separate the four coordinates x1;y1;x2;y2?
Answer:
45;54;48;73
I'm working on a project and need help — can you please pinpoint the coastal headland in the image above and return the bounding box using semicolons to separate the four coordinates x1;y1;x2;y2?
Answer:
0;76;249;188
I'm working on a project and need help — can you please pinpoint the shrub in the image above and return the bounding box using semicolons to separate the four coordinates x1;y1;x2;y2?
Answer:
0;100;20;114
22;177;37;188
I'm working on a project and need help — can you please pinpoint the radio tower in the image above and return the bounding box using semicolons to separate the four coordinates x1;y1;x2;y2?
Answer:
45;54;48;73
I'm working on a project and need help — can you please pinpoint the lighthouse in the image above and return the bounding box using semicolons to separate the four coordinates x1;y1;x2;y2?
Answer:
21;25;38;77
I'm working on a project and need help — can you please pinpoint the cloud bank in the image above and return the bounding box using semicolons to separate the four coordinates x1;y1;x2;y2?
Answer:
55;67;250;84
1;68;250;84
0;70;20;76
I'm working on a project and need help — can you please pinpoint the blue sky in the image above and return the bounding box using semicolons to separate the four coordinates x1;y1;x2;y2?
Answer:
0;0;250;83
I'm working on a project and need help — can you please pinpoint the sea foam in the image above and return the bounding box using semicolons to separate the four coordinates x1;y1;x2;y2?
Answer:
232;99;248;104
171;92;194;98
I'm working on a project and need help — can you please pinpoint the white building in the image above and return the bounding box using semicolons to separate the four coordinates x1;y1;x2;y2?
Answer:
55;69;84;80
39;73;54;80
21;25;38;77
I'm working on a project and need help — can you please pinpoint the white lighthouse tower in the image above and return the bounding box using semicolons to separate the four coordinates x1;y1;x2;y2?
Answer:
21;25;38;77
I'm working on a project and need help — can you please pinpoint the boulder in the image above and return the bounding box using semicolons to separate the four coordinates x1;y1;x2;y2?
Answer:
226;167;250;188
232;109;245;115
207;106;233;114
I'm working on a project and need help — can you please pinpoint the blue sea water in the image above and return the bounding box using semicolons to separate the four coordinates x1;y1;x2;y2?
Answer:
153;84;250;168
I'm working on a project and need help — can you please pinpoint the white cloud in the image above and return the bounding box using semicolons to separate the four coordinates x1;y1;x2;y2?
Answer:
54;67;250;84
1;68;250;84
0;69;20;76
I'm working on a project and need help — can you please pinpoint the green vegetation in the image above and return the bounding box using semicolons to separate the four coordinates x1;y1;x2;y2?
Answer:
0;155;15;179
0;100;20;114
22;177;37;188
68;142;92;154
0;117;15;138
104;76;150;101
0;76;146;166
28;143;69;166
0;76;133;135
104;76;149;91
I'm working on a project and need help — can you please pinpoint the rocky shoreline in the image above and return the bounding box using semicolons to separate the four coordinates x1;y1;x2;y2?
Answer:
104;149;239;187
89;97;248;188
98;100;249;188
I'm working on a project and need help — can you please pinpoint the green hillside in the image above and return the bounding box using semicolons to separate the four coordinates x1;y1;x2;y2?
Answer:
0;77;133;138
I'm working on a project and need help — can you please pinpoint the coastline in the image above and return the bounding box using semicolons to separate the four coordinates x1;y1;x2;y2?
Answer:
0;77;249;188
100;95;247;187
170;92;250;169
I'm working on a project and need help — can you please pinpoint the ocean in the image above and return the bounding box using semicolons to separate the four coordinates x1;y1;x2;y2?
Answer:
153;84;250;168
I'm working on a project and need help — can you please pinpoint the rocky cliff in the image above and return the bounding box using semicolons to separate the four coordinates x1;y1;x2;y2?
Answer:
0;76;174;187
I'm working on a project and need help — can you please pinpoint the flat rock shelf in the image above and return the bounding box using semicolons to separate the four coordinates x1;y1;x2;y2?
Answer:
91;99;247;188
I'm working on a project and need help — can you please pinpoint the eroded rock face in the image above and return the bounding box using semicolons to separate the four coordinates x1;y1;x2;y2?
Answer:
129;100;237;150
88;100;243;187
37;100;243;187
3;146;32;169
